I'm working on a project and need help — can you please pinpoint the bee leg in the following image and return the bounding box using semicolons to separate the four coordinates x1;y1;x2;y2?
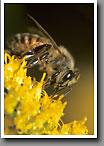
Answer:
50;88;58;98
50;87;72;98
42;77;51;89
43;71;60;89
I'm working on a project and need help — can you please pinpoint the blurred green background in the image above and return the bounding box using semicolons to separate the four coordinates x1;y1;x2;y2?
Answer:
5;3;94;135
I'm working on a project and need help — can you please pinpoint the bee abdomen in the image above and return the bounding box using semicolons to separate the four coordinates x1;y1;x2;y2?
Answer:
7;33;50;56
12;33;40;45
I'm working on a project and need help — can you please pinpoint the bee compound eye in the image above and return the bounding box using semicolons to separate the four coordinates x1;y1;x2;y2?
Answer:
62;70;74;82
52;72;60;79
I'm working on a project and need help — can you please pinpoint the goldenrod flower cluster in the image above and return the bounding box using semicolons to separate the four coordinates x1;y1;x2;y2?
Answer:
4;53;88;135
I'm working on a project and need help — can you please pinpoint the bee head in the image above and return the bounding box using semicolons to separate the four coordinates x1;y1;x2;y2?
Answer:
55;69;80;91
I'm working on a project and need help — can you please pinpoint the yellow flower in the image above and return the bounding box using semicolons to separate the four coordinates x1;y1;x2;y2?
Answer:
59;117;88;135
4;53;88;135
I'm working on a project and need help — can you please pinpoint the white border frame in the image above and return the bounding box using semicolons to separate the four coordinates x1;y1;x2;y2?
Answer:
1;0;97;138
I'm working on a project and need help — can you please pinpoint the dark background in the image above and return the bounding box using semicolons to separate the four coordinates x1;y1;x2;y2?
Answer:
5;3;94;135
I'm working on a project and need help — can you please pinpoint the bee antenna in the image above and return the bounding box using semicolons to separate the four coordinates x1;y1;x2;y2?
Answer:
27;14;59;49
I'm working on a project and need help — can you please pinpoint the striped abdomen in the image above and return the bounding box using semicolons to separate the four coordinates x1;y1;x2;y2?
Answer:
6;33;51;56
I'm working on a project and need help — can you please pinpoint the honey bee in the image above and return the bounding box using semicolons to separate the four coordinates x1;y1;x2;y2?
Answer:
6;14;80;96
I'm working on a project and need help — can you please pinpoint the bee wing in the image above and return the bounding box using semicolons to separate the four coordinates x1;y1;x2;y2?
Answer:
27;26;46;37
